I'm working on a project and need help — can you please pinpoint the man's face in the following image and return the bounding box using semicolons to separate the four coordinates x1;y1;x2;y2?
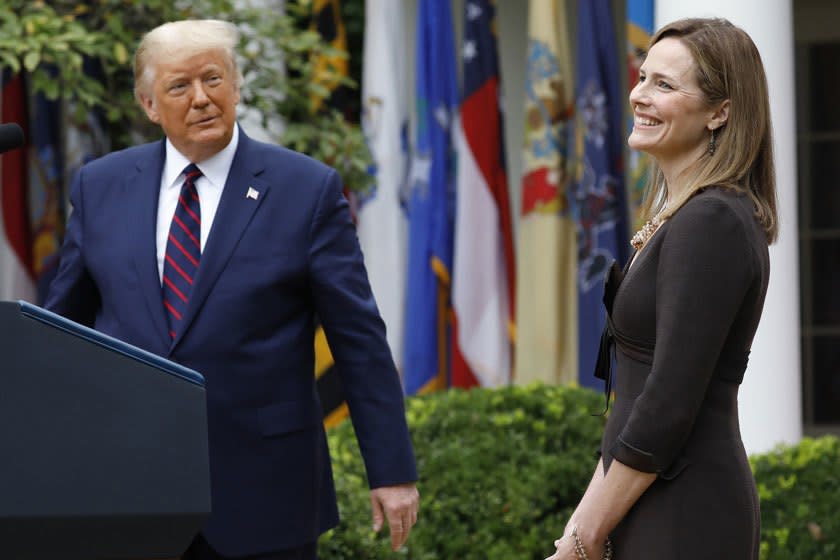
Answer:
140;49;240;163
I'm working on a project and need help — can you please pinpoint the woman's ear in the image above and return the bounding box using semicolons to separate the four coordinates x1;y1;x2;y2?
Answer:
708;99;730;131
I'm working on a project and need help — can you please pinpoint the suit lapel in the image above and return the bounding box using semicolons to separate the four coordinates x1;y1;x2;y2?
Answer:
172;132;270;348
128;140;171;349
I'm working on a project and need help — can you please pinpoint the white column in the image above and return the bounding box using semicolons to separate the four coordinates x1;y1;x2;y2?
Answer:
656;0;802;454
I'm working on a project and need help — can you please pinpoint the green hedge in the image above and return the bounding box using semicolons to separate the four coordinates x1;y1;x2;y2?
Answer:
319;384;605;559
319;384;840;559
752;435;840;559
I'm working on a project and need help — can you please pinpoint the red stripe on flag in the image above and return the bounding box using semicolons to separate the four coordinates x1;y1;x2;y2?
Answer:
462;78;503;190
450;312;479;388
461;76;516;319
1;74;33;280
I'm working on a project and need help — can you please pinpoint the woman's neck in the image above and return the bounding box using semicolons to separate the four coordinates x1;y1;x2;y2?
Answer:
658;145;707;198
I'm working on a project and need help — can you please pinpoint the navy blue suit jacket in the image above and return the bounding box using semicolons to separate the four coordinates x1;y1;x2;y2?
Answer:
45;128;417;556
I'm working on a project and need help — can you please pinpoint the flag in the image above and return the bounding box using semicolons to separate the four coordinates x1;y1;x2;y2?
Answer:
314;324;348;428
310;0;352;115
451;0;515;388
28;89;65;303
627;0;654;228
0;71;35;303
573;0;630;388
514;0;577;386
359;0;409;373
403;0;458;395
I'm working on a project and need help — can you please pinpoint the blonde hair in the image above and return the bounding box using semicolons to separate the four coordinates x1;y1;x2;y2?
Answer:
639;18;778;243
133;19;243;103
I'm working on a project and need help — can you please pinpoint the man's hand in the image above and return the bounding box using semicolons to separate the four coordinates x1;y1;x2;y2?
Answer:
370;483;419;551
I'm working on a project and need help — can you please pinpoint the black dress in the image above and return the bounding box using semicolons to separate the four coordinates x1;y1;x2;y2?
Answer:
599;187;768;559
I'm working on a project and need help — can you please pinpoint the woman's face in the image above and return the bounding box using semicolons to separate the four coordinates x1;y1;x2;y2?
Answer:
628;37;718;175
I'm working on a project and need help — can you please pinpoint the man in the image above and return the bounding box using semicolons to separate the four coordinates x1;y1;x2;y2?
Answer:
45;19;419;560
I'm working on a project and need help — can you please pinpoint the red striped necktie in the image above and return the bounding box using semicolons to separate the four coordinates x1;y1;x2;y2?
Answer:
162;163;202;340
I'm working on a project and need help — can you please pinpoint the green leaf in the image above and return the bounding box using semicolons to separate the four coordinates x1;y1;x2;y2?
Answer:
23;49;39;71
0;52;20;73
113;41;128;64
41;77;60;99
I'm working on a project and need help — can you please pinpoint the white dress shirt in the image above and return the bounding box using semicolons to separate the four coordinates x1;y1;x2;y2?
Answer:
156;125;240;282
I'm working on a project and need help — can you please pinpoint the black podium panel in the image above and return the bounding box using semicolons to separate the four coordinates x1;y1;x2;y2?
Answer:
0;301;211;559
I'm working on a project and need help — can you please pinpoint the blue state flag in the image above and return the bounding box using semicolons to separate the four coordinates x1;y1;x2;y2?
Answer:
403;0;458;395
573;0;630;388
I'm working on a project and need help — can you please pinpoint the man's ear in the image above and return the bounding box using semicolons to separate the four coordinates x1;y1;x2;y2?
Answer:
708;99;730;131
139;93;160;124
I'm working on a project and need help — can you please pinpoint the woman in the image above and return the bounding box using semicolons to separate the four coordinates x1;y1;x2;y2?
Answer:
546;18;776;560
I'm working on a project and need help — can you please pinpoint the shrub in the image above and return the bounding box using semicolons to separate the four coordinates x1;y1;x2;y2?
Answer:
321;384;840;560
751;436;840;560
318;383;606;559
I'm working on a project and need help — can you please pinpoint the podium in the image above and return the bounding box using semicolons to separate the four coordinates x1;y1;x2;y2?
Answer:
0;301;211;559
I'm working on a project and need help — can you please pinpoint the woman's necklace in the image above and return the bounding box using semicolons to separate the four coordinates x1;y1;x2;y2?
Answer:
630;208;667;250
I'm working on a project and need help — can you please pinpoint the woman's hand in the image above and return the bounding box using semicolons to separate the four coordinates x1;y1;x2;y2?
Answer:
544;534;576;560
544;528;605;560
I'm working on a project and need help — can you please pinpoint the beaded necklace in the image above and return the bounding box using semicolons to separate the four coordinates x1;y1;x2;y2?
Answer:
630;207;668;250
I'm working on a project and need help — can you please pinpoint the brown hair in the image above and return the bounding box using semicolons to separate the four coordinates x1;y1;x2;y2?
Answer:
639;18;778;243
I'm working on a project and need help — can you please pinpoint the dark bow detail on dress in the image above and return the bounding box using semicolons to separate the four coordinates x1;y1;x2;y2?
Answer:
593;323;615;415
593;260;623;415
593;259;658;415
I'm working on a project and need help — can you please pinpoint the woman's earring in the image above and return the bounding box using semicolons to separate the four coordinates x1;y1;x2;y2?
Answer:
708;128;717;156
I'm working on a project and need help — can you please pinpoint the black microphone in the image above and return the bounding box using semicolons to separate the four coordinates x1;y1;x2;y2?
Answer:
0;123;25;154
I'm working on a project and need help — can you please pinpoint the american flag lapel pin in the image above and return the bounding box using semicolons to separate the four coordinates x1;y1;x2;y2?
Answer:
246;186;260;200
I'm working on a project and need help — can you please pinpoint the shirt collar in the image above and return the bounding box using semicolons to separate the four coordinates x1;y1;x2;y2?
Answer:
162;124;240;190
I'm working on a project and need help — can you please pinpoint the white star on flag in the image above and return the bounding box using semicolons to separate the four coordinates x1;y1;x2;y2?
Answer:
466;2;482;20
433;104;450;130
463;40;478;62
408;153;432;199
